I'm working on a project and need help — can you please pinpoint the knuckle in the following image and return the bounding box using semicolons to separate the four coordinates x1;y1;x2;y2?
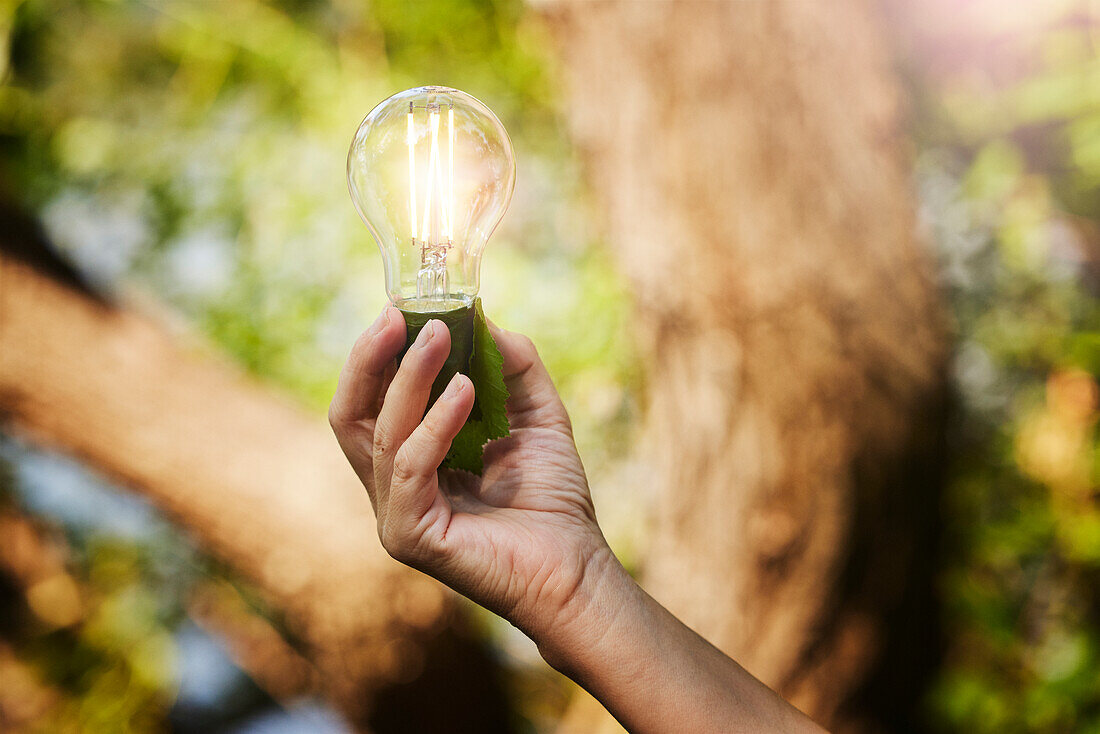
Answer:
547;410;573;435
377;521;405;561
419;415;447;446
372;423;397;459
390;449;421;487
327;401;345;430
517;334;537;356
378;518;418;565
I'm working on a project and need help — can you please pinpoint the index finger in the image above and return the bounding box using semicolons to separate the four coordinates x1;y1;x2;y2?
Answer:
329;306;406;427
329;306;407;500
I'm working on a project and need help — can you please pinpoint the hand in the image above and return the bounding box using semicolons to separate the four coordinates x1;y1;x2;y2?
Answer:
331;306;828;733
329;305;617;641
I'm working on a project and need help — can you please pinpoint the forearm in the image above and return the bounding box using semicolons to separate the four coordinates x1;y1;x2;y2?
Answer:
535;552;826;734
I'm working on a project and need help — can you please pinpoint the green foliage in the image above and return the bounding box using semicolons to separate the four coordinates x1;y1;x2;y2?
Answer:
1;0;635;729
0;469;203;733
443;298;511;475
915;10;1100;731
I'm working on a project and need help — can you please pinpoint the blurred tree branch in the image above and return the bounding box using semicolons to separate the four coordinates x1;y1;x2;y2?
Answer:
0;206;514;733
187;578;319;702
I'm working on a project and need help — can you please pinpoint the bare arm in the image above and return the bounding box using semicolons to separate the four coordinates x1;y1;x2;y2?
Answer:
536;550;824;733
329;306;826;733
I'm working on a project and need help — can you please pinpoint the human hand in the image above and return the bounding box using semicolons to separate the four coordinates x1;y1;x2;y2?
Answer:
331;307;829;733
329;305;619;643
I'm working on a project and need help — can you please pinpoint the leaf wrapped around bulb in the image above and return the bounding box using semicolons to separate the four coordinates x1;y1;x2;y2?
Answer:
398;299;476;407
397;298;510;475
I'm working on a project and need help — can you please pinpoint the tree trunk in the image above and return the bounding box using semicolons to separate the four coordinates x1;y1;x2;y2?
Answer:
541;2;948;731
0;213;514;733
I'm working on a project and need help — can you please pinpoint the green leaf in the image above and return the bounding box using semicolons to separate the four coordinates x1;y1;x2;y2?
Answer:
442;298;510;474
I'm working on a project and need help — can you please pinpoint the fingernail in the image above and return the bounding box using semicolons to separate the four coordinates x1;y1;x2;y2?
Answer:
440;374;464;400
368;308;390;336
414;320;438;349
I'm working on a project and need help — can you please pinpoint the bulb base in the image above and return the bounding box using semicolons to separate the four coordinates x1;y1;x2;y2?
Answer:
398;301;476;407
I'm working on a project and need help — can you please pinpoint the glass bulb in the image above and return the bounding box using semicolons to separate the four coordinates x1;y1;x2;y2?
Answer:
347;86;516;313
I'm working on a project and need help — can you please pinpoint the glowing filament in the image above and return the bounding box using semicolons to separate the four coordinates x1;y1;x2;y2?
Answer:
406;105;456;246
448;106;454;241
407;109;417;240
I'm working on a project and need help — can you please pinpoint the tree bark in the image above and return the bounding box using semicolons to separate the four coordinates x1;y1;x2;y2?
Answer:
0;216;514;733
541;2;948;731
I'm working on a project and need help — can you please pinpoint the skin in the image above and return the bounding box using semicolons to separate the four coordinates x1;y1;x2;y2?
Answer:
329;305;827;734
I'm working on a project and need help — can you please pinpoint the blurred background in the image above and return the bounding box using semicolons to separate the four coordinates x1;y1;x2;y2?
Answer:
0;0;1098;732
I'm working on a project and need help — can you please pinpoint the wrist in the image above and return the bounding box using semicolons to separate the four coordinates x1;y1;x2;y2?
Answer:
531;544;642;677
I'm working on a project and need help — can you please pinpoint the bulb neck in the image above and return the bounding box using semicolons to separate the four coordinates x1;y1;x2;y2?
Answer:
397;300;476;409
416;239;452;298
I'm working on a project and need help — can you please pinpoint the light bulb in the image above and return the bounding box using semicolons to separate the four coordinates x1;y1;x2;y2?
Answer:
348;85;515;312
347;86;516;395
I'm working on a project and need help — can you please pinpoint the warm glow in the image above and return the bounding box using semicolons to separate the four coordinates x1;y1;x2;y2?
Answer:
407;108;417;240
411;106;454;246
448;106;455;240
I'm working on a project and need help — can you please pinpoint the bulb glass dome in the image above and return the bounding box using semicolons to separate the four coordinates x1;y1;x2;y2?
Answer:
348;86;516;311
